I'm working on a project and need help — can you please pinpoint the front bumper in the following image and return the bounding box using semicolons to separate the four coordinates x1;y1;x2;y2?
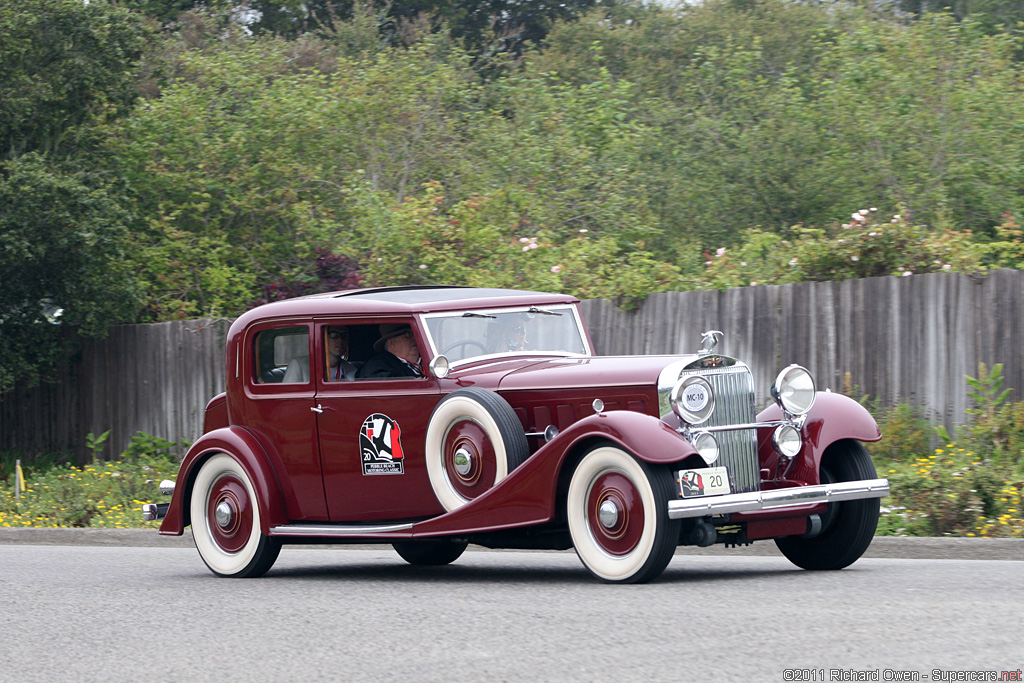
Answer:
667;478;890;520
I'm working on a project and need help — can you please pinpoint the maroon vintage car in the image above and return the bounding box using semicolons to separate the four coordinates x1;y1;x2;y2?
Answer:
146;286;889;583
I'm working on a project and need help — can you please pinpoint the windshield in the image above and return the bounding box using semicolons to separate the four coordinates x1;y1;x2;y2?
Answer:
423;305;589;364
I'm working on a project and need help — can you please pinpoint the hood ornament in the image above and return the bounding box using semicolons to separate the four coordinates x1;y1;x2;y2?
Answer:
699;330;723;356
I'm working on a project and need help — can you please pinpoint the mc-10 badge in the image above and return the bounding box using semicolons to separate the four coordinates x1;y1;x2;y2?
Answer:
360;413;405;475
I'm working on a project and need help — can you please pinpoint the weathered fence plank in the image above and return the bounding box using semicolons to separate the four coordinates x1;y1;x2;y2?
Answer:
580;270;1024;428
2;272;1022;463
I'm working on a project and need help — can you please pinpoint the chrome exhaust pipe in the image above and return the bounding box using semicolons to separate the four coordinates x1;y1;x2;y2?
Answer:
142;502;170;521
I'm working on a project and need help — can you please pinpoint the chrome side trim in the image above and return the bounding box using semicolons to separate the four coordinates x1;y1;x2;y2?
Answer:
269;522;414;537
667;478;890;520
159;480;176;496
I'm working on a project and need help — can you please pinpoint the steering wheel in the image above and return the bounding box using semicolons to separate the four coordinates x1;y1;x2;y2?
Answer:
442;340;488;358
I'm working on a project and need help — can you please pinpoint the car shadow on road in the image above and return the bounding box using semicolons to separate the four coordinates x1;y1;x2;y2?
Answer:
243;552;801;585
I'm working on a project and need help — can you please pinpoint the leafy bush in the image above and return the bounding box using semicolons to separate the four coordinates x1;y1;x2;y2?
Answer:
0;432;183;529
699;208;986;288
878;447;1022;538
357;181;684;305
866;402;932;464
875;364;1024;537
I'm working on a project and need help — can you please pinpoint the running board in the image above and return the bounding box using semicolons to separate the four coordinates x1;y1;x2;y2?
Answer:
269;522;414;538
667;478;890;519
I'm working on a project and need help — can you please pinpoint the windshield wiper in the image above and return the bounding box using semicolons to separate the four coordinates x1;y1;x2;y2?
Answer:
462;311;497;319
528;306;562;316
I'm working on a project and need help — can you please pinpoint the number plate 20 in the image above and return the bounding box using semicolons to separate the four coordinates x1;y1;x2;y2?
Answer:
677;466;731;499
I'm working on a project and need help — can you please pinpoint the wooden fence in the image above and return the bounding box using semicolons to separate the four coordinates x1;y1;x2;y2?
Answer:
2;270;1022;463
1;319;230;464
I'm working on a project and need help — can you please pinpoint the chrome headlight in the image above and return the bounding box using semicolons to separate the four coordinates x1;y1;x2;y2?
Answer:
691;431;720;464
670;376;715;425
772;424;802;458
771;365;816;416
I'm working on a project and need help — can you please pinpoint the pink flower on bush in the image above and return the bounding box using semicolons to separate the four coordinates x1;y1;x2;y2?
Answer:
551;265;561;273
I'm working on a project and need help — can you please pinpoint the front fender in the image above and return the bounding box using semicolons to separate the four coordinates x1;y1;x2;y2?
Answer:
757;391;880;485
158;426;289;536
555;410;700;466
412;410;697;537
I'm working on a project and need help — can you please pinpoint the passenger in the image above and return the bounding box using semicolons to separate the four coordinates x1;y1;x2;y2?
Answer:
283;325;356;382
357;324;424;378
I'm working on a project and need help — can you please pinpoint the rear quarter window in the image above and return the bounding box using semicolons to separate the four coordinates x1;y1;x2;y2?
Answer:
254;326;309;384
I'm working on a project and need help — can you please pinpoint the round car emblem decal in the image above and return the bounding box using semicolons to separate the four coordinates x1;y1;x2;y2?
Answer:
683;383;710;413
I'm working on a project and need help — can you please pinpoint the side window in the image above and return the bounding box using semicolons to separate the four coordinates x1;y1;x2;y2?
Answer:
317;320;425;381
254;326;309;384
317;323;379;382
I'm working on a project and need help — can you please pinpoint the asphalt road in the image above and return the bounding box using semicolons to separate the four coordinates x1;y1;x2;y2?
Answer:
0;537;1021;682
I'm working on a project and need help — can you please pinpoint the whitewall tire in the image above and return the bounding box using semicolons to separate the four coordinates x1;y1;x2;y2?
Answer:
567;444;680;584
425;388;530;512
190;453;281;578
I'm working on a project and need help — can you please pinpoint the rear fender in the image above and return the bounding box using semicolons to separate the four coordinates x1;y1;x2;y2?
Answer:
158;427;288;536
757;391;881;485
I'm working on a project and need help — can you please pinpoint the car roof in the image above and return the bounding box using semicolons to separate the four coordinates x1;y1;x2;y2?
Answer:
232;286;580;328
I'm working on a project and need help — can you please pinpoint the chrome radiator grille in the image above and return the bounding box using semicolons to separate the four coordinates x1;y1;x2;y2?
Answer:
682;365;761;494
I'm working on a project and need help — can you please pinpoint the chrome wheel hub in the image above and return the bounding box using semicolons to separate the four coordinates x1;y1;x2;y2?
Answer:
215;500;235;529
453;447;473;476
598;499;621;529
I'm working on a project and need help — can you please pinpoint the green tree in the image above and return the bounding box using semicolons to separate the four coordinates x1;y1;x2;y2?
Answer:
0;155;141;392
109;34;483;318
0;0;150;159
814;14;1024;236
526;0;842;253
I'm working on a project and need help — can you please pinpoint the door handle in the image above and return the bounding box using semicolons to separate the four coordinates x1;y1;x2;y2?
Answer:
311;404;324;414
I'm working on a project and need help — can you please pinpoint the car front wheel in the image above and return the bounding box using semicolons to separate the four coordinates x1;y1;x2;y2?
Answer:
566;443;680;584
775;440;880;570
190;453;281;578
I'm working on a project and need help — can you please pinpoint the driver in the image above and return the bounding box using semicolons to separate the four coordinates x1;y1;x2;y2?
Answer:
488;315;528;353
357;324;424;378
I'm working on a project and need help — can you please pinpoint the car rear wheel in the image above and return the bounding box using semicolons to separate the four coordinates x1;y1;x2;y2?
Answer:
392;538;469;566
566;443;681;584
425;387;530;512
190;453;281;578
775;440;880;570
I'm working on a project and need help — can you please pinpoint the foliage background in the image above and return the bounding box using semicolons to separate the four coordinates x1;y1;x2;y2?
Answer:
4;0;1024;535
3;0;1024;391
